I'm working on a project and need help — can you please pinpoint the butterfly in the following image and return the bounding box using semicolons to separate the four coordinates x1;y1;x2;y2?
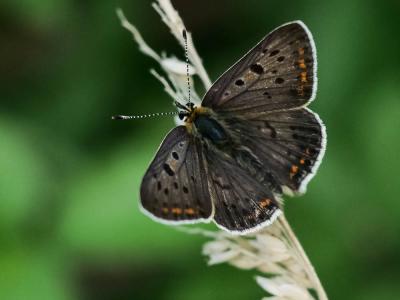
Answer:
139;21;326;234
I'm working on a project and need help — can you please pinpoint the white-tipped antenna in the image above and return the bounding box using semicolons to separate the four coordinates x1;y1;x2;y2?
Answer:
112;111;178;120
182;29;191;106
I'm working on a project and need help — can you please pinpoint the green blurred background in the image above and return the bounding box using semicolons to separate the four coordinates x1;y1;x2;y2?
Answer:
1;0;400;299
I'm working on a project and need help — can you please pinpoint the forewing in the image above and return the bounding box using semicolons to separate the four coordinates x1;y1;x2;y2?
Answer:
205;147;281;234
140;126;213;223
202;21;316;113
225;108;326;194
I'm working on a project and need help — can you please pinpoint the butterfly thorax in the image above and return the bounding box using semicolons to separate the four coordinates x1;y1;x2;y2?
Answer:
193;115;228;145
185;106;229;145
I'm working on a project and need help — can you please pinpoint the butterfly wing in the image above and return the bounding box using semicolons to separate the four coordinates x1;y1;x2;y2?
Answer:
223;108;326;195
140;126;213;224
140;21;324;233
202;21;316;113
204;145;281;234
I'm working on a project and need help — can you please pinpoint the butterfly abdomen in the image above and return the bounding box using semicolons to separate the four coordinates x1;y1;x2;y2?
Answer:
233;147;283;194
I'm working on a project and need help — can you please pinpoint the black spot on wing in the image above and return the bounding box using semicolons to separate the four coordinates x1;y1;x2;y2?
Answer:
172;151;179;160
163;163;175;176
263;91;272;99
264;121;277;138
250;63;264;74
269;49;280;56
235;79;245;86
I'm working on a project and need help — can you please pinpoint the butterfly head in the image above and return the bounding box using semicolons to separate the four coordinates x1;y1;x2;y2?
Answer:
175;101;195;121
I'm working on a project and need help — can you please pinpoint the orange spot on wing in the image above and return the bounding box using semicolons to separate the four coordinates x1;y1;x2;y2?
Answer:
290;165;299;179
171;208;183;215
259;199;272;208
298;58;306;69
300;159;305;165
300;72;307;83
296;48;308;95
184;208;196;215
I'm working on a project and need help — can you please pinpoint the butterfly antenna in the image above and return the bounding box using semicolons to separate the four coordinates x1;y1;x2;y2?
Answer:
182;29;191;106
112;111;178;120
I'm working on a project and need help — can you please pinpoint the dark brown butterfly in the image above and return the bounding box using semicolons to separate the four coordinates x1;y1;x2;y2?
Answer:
139;21;326;234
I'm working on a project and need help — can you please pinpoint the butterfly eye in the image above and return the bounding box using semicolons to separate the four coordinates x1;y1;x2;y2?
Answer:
178;111;187;120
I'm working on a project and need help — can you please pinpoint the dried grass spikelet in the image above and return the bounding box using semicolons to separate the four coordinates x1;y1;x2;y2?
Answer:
200;216;328;300
117;1;328;299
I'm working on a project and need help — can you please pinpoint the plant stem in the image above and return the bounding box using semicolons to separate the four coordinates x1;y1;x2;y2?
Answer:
277;215;329;300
